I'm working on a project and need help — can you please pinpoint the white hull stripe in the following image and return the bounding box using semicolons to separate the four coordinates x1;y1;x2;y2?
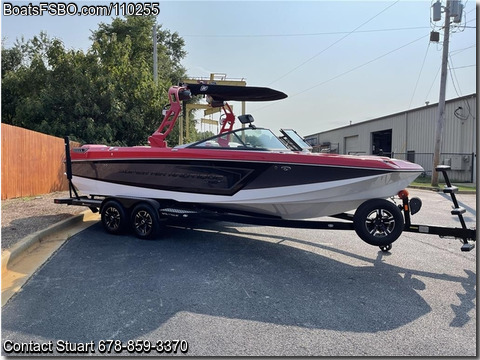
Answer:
72;171;419;219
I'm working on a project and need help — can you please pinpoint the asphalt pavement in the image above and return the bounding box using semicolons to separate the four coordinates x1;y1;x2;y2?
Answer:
1;189;476;356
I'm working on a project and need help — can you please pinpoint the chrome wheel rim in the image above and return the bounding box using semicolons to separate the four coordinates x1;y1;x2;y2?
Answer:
365;209;395;237
104;207;121;230
134;210;153;236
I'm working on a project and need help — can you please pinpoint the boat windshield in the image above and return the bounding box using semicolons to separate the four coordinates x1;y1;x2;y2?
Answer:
280;129;313;151
189;128;290;151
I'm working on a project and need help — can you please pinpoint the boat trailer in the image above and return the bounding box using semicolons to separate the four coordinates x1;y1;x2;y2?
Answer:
55;136;475;252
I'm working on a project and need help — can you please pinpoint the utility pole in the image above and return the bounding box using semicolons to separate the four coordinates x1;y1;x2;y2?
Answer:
153;24;158;84
431;0;451;186
430;0;464;186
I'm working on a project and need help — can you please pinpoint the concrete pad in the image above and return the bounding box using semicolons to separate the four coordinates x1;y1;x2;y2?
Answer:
1;211;99;306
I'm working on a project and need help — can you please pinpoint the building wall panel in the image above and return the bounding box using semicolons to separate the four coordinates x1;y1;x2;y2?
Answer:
307;94;476;182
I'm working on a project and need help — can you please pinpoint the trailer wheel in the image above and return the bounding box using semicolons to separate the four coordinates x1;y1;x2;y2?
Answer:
101;200;127;235
353;199;404;247
131;203;160;240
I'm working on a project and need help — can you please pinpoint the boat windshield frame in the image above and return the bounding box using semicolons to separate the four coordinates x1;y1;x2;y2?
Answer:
280;129;313;152
187;127;291;151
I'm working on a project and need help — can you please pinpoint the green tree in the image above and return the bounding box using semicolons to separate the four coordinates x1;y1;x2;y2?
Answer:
1;39;22;76
1;33;54;127
2;16;192;146
91;16;186;85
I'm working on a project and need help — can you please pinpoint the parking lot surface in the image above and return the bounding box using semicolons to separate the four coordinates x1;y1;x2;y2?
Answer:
1;189;476;356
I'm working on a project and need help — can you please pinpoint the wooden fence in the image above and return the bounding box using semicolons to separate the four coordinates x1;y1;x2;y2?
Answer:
1;124;80;200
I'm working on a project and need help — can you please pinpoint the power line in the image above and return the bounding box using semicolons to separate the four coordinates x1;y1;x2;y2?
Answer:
448;54;463;97
253;33;429;113
182;26;429;38
450;64;476;69
424;65;441;103
267;0;400;86
409;41;431;109
450;44;476;54
291;34;429;98
454;0;476;121
465;6;475;14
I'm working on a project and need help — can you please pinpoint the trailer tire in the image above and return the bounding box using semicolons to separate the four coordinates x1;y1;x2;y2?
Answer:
131;202;160;240
101;200;128;235
353;199;404;247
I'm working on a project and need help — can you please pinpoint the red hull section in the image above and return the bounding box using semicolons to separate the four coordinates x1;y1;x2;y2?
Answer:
72;145;420;173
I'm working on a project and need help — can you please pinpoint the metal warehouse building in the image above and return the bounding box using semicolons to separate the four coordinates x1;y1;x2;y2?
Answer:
305;94;476;183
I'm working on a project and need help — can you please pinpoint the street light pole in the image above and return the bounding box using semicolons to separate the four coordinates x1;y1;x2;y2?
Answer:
153;24;158;84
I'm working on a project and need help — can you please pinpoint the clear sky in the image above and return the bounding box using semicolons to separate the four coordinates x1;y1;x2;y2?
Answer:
1;0;477;137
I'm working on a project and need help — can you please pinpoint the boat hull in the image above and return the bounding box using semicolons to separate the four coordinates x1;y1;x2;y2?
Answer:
71;158;421;219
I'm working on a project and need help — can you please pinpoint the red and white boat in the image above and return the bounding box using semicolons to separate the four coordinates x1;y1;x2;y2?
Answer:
69;84;423;221
57;83;477;252
60;82;479;251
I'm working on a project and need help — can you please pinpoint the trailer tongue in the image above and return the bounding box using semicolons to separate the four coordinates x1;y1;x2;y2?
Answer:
400;166;475;252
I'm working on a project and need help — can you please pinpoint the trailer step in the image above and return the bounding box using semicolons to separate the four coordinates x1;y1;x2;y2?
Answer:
434;165;474;250
443;186;459;194
451;207;466;215
461;243;475;252
435;165;452;171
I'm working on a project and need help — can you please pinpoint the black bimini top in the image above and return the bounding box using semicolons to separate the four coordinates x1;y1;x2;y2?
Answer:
186;83;288;102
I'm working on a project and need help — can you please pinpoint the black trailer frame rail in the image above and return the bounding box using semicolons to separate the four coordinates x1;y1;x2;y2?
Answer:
54;189;476;252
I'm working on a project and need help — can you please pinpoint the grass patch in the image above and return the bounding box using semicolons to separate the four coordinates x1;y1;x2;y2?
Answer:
410;175;476;192
1;195;38;210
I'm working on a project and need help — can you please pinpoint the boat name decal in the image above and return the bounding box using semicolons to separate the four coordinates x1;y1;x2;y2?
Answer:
118;169;225;183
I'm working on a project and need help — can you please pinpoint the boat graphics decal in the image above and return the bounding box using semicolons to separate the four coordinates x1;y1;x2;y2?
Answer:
71;159;392;196
72;170;420;219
